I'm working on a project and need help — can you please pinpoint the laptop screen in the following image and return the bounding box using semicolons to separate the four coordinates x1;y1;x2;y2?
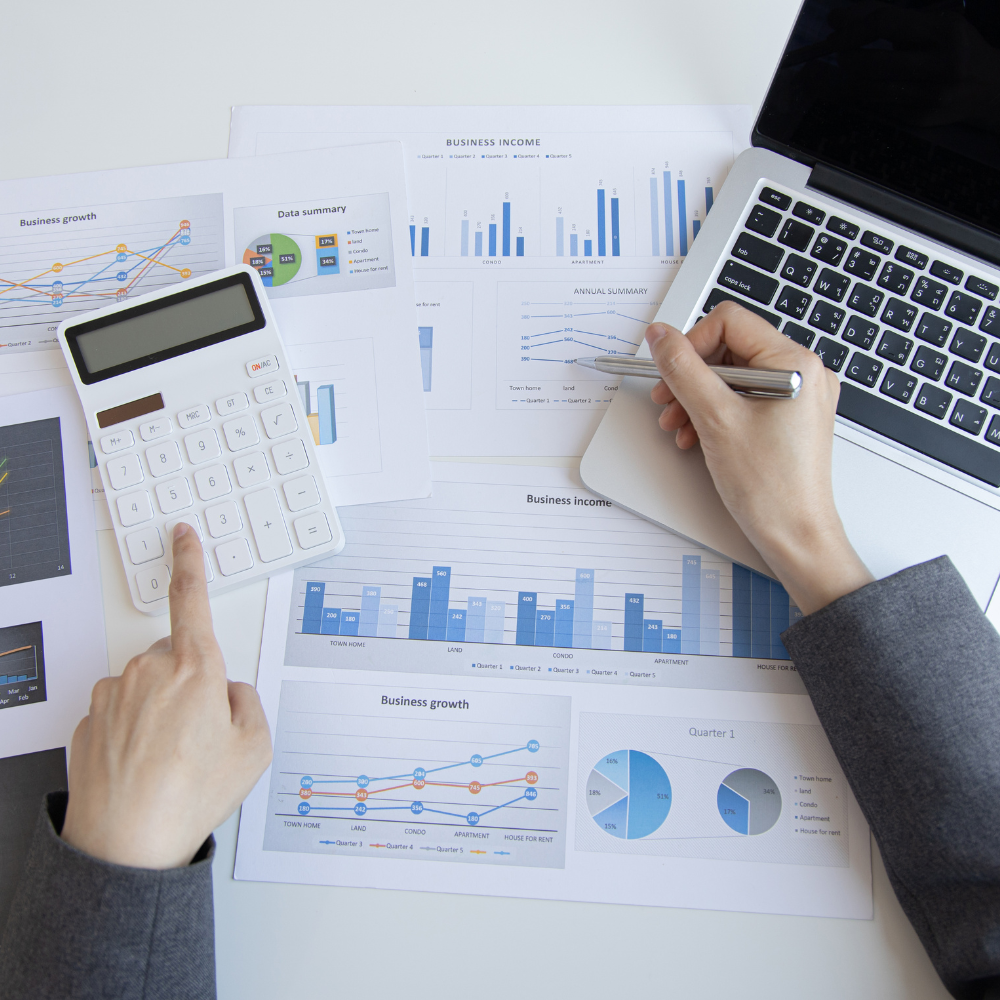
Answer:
754;1;1000;239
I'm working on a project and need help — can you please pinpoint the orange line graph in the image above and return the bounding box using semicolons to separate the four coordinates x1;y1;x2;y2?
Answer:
0;645;32;659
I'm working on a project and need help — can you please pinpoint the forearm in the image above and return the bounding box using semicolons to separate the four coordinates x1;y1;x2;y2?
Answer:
0;793;217;1000
783;557;1000;999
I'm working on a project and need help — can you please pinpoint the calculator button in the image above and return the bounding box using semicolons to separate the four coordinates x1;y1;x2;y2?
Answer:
272;438;309;475
203;554;215;584
100;430;134;455
244;488;293;562
216;392;249;416
177;404;211;428
107;453;144;490
166;513;203;541
205;500;243;539
254;380;287;403
139;417;172;442
125;526;164;565
293;511;333;549
194;465;232;501
156;476;193;514
116;490;153;527
135;564;170;604
283;475;320;511
223;414;260;452
233;451;270;488
261;402;298;439
184;428;222;465
145;441;183;478
246;354;279;378
215;537;254;576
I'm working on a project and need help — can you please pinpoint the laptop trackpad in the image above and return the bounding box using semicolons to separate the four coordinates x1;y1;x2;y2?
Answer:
833;434;1000;609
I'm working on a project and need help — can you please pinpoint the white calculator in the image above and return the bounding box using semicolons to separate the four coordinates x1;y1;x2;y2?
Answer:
58;265;345;615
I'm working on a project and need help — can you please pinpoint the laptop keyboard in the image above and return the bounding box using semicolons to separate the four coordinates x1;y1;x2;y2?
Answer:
697;182;1000;488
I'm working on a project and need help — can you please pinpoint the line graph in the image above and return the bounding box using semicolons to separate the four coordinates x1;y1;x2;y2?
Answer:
263;681;570;867
0;621;45;710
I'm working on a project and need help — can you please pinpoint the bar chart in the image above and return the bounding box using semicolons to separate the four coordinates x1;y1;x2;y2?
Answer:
418;326;433;391
0;620;46;710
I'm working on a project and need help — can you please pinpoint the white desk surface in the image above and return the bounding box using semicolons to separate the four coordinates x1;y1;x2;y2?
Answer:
3;1;952;996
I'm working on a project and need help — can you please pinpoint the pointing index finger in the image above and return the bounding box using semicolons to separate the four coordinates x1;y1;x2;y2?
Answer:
168;523;215;655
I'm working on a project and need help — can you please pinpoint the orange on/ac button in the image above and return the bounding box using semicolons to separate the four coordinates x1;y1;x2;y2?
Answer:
246;354;279;378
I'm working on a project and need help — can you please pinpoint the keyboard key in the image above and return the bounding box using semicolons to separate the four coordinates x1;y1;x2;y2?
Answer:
702;288;781;327
793;201;825;225
880;367;917;403
877;262;914;296
842;316;878;349
981;377;1000;409
223;414;260;452
839;381;1000;486
135;564;170;604
125;526;163;566
915;384;953;419
155;477;193;514
779;253;817;288
745;205;782;238
260;402;299;440
293;511;334;549
910;276;947;309
949;327;987;363
107;453;143;491
283;475;321;512
184;428;221;465
988;416;1000;446
205;500;242;539
138;417;172;442
881;297;918;332
827;216;859;240
876;330;913;365
980;306;1000;335
895;245;928;269
860;231;893;255
845;353;883;387
717;260;779;305
194;464;232;501
775;287;811;320
117;490;153;527
176;404;211;429
216;392;249;416
234;451;271;488
759;186;791;210
843;248;880;281
145;441;182;479
945;291;983;326
246;354;279;378
814;268;850;302
811;233;848;266
951;399;987;435
847;283;884;317
777;219;814;253
271;438;310;475
215;537;254;576
253;380;287;404
930;261;963;284
783;322;815;347
244;488;293;562
100;430;134;455
945;360;983;396
815;337;849;371
966;276;998;301
165;514;203;541
986;341;1000;373
910;345;947;381
915;313;953;347
808;301;846;335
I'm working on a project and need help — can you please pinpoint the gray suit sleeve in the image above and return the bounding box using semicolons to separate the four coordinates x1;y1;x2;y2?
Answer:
782;556;1000;1000
0;792;216;1000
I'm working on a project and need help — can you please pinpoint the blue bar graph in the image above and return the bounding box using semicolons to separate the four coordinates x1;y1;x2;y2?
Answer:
573;569;594;649
624;593;644;652
516;236;524;257
554;599;574;648
489;224;497;257
692;219;701;241
378;605;398;638
409;577;431;639
516;592;537;645
732;565;751;656
484;601;505;643
475;230;483;257
678;178;688;256
420;227;429;256
643;620;662;653
681;554;701;654
317;384;336;445
461;219;469;256
466;597;487;643
429;566;451;642
339;610;360;636
447;608;467;642
751;572;771;658
700;565;720;654
502;202;511;256
705;186;714;214
597;189;606;257
556;217;564;256
534;607;555;646
650;177;660;256
663;171;674;257
584;239;592;257
611;197;620;256
662;629;681;654
770;579;789;659
321;608;341;635
303;582;325;634
570;233;579;256
418;327;433;392
360;585;381;637
409;224;415;256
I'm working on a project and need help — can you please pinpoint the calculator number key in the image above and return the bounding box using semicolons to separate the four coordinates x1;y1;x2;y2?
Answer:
294;511;333;549
216;537;254;576
261;402;298;440
184;428;222;465
107;453;144;490
283;475;321;511
166;514;204;541
117;490;153;527
234;451;271;488
101;430;134;455
126;526;164;565
156;477;193;514
145;441;183;478
244;488;293;562
205;500;243;538
254;380;287;403
135;564;170;604
223;414;260;452
216;392;249;416
195;465;232;501
272;438;309;475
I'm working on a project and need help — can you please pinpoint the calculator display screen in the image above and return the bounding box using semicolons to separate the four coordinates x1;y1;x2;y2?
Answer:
67;271;265;384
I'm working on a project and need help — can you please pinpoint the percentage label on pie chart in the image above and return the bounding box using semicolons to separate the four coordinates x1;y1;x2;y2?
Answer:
587;750;671;839
717;768;782;835
243;233;301;286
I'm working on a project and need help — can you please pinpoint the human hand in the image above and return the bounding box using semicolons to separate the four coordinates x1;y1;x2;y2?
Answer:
60;524;272;869
647;301;873;614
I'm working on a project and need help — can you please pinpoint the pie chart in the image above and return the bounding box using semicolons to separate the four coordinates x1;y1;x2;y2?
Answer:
587;750;671;839
717;768;781;835
243;233;301;286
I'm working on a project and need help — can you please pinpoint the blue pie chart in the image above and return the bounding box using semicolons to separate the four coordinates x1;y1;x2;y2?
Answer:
587;750;671;839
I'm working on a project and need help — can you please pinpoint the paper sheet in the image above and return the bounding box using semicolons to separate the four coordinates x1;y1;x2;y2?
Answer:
234;463;872;919
0;143;430;508
228;105;753;456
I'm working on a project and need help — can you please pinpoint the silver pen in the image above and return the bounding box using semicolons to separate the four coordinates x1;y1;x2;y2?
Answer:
575;355;802;399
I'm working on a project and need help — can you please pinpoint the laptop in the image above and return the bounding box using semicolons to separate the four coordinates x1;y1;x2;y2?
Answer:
581;0;1000;608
